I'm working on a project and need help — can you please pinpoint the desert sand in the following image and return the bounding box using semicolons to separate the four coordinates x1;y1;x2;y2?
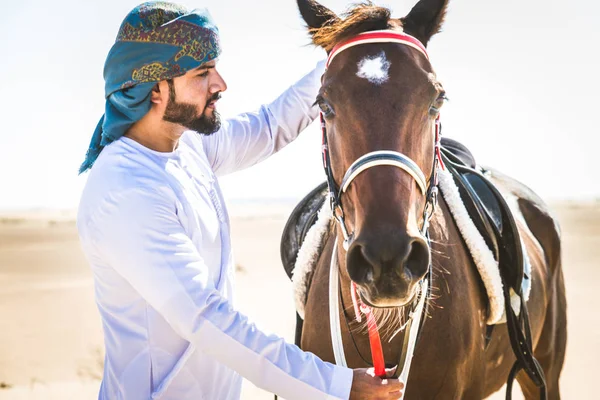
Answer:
0;202;598;399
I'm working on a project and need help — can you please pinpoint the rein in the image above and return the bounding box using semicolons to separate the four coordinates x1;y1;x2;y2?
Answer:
320;29;441;387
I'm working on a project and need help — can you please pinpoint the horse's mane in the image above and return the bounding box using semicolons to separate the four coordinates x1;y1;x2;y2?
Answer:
310;2;394;51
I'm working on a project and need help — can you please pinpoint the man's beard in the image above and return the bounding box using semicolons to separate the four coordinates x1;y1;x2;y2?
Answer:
163;81;221;135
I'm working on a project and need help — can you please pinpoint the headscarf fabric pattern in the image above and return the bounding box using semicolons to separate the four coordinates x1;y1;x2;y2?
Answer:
79;1;221;174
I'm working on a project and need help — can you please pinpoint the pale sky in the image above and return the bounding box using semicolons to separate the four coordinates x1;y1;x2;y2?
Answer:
0;0;598;209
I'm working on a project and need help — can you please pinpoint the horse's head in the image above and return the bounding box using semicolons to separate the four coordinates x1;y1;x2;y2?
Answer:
299;0;449;307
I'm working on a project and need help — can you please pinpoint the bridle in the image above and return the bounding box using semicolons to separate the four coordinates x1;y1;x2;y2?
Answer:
321;30;443;385
321;30;443;249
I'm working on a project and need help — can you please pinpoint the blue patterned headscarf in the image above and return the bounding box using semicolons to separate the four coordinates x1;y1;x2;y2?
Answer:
79;1;221;174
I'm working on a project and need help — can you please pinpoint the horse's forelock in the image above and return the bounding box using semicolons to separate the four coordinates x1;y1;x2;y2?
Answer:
311;2;393;51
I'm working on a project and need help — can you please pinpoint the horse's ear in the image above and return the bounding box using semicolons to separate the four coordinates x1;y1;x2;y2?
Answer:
401;0;449;46
297;0;339;31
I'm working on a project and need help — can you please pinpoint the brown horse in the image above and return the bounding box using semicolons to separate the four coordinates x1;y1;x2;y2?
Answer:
294;0;567;398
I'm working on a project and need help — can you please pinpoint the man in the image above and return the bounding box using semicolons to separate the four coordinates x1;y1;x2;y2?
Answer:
77;2;404;399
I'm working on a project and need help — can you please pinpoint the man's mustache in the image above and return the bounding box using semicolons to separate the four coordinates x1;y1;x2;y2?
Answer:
205;92;222;110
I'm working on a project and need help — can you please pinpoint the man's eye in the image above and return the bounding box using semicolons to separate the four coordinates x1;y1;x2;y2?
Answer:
197;71;209;78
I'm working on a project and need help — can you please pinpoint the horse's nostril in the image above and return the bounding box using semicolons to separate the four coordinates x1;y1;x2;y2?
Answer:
346;242;377;284
347;236;430;285
404;238;430;278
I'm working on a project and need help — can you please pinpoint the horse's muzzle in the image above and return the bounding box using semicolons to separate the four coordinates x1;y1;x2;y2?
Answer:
346;234;430;306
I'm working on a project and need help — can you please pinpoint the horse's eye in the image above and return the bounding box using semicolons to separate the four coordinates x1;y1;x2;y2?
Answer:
430;91;448;115
318;101;335;117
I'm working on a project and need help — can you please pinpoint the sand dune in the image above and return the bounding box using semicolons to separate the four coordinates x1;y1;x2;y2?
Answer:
0;202;597;399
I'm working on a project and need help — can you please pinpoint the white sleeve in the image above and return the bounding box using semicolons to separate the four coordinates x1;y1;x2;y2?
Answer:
90;186;352;400
202;60;326;176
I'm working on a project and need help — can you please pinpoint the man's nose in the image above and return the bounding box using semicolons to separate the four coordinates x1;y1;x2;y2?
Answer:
211;70;227;93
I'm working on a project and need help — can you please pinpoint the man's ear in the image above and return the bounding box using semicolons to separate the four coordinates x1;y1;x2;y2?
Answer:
150;81;169;104
150;83;163;105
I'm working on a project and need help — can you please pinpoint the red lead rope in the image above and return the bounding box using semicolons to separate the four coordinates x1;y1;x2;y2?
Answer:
351;282;386;377
364;306;386;377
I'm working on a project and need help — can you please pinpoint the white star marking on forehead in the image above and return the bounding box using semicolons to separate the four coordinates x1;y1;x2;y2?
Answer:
356;51;391;85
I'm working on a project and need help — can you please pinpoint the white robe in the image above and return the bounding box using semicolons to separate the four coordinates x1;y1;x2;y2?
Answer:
77;60;353;400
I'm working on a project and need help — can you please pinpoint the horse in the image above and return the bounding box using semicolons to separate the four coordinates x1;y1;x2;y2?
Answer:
288;0;567;398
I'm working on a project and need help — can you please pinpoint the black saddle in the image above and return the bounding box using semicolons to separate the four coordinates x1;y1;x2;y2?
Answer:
280;182;329;281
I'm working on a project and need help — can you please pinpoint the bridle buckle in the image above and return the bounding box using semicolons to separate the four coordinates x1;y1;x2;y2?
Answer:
333;204;352;251
421;186;439;234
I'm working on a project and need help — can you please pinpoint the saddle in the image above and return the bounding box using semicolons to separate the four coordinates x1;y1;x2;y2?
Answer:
280;182;329;281
280;137;523;295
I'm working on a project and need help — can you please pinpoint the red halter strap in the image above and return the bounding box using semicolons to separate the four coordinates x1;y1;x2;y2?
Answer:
351;282;386;376
326;30;429;68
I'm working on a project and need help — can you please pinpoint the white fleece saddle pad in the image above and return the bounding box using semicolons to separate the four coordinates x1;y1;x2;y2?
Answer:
291;168;531;325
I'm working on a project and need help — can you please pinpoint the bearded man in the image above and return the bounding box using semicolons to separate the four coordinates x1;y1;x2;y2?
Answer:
77;2;403;399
